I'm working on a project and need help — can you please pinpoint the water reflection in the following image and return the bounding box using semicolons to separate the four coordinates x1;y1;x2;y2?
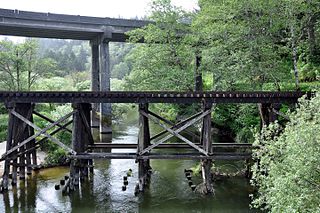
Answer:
0;119;256;212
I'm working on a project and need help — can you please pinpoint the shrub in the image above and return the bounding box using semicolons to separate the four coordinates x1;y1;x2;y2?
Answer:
251;91;320;212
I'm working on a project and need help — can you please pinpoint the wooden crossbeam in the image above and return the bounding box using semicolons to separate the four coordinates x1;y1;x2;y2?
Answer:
33;110;72;133
70;152;251;160
149;111;201;141
88;143;253;149
1;110;75;160
139;110;211;156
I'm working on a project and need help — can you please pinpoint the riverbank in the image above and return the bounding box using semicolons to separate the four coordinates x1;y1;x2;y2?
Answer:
0;141;47;174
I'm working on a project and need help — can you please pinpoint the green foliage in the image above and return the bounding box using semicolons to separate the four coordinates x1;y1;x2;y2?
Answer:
48;105;72;146
34;105;72;164
0;39;56;91
39;39;90;75
0;114;8;141
213;104;260;143
298;60;320;82
44;148;67;166
251;92;320;212
35;77;75;91
110;43;135;79
125;0;195;91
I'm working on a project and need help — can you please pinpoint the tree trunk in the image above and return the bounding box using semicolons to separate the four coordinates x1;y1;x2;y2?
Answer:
291;25;300;91
194;54;203;92
28;50;32;91
16;49;20;91
307;14;317;63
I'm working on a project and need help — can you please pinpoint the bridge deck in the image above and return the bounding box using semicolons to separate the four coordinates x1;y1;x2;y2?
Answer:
0;8;149;41
0;91;306;103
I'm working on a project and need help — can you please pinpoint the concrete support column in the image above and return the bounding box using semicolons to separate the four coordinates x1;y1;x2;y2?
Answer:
90;40;100;122
90;39;100;141
99;39;112;139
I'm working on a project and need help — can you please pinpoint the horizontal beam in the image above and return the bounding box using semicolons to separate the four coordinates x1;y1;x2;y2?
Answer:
0;8;150;41
88;143;253;149
70;152;252;160
0;91;307;104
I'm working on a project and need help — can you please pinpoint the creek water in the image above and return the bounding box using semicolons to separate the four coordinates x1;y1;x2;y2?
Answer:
0;112;255;213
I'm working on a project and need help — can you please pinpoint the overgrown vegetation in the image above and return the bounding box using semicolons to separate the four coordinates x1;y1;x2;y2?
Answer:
251;91;320;212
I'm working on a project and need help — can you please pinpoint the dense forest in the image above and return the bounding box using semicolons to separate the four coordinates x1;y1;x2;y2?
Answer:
0;0;319;211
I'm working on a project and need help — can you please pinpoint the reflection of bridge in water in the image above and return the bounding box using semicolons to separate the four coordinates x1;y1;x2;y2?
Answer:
0;91;305;194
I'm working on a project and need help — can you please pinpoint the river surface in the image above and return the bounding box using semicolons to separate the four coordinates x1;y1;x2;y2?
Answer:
0;112;255;213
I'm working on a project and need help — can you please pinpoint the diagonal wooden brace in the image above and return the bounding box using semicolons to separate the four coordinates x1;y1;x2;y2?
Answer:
149;111;201;141
139;109;211;156
1;110;75;160
33;110;72;133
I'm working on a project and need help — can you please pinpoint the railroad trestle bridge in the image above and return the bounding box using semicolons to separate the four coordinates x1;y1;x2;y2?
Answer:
0;8;309;195
0;91;305;194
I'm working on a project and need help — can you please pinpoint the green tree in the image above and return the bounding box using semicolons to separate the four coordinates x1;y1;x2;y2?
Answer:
125;0;195;91
251;91;320;212
193;0;295;90
0;39;55;91
193;0;320;91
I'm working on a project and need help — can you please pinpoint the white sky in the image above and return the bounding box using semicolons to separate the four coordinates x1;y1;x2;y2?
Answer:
0;0;199;18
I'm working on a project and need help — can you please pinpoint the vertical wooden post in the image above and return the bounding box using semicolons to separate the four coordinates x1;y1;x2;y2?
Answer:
258;103;270;128
26;104;34;175
1;103;15;191
70;104;82;190
11;107;18;186
79;103;91;180
29;108;37;170
269;103;280;123
138;103;150;192
3;188;11;211
14;103;33;180
258;103;279;129
201;102;214;194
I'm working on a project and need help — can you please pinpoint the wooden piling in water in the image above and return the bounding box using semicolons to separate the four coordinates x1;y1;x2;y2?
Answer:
69;103;93;190
79;103;92;181
70;104;81;190
201;102;214;194
1;103;15;190
138;103;151;192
